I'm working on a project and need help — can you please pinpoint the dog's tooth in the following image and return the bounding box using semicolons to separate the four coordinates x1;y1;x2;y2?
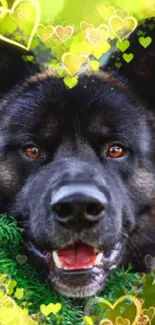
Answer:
109;264;117;270
94;252;103;265
94;248;100;253
109;249;119;263
52;251;62;268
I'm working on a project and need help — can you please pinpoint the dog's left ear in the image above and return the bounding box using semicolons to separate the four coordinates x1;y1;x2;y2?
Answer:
0;41;40;96
105;17;155;107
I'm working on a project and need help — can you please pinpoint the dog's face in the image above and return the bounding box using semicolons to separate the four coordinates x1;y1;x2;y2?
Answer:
0;68;155;297
0;24;155;298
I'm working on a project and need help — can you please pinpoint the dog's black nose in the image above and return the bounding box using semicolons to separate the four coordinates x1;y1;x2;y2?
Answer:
51;184;107;228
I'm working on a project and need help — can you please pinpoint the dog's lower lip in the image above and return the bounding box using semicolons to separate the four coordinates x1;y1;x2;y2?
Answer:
62;268;94;275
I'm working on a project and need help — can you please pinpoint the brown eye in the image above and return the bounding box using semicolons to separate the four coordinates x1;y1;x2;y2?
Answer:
25;146;41;159
106;144;126;158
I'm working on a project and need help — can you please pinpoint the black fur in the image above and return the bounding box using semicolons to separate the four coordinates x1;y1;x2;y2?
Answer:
0;19;155;297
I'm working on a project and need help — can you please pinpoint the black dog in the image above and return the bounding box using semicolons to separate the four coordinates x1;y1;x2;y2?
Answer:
0;20;155;298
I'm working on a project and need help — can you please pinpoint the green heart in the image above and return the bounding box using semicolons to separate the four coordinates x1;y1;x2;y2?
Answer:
139;36;152;48
115;62;122;69
137;30;145;36
116;40;130;52
22;55;35;63
148;24;155;30
123;53;134;63
64;76;78;88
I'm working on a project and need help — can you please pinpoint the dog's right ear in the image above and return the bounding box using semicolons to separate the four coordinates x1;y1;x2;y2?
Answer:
0;41;40;96
104;17;155;108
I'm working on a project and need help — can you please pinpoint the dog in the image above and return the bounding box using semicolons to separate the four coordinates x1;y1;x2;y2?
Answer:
0;19;155;298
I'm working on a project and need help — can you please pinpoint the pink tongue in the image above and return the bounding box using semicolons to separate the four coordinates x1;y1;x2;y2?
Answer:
57;243;96;269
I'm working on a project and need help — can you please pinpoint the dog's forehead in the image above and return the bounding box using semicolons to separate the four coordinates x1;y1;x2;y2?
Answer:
4;74;146;142
36;79;145;143
24;75;131;120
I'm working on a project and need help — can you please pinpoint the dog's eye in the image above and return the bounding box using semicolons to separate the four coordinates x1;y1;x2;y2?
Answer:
106;144;126;158
24;146;41;159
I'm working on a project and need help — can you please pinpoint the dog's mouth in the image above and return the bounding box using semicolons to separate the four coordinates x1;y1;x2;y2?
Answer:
50;242;104;270
25;240;123;298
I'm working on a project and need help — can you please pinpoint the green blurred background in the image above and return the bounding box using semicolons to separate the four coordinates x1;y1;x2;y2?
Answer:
6;0;155;25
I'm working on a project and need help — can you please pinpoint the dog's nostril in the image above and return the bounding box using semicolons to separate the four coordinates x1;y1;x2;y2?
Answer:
86;203;104;216
52;203;73;217
53;202;104;219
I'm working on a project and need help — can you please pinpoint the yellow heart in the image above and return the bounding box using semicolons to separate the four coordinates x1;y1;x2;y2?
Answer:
86;24;109;46
139;299;145;306
50;63;67;77
114;9;130;19
12;2;35;21
0;0;40;50
0;274;11;294
116;316;130;325
0;292;38;325
143;307;155;321
89;60;99;71
80;21;94;31
136;315;150;325
99;320;113;325
93;42;111;59
0;0;8;19
54;25;74;42
97;4;115;22
14;288;24;299
99;295;142;325
146;3;155;14
40;302;62;316
37;24;54;42
83;315;97;325
62;53;88;76
109;15;138;41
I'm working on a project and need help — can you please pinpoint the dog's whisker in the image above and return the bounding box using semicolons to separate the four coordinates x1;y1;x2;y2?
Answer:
122;230;144;259
133;228;155;245
122;236;141;266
